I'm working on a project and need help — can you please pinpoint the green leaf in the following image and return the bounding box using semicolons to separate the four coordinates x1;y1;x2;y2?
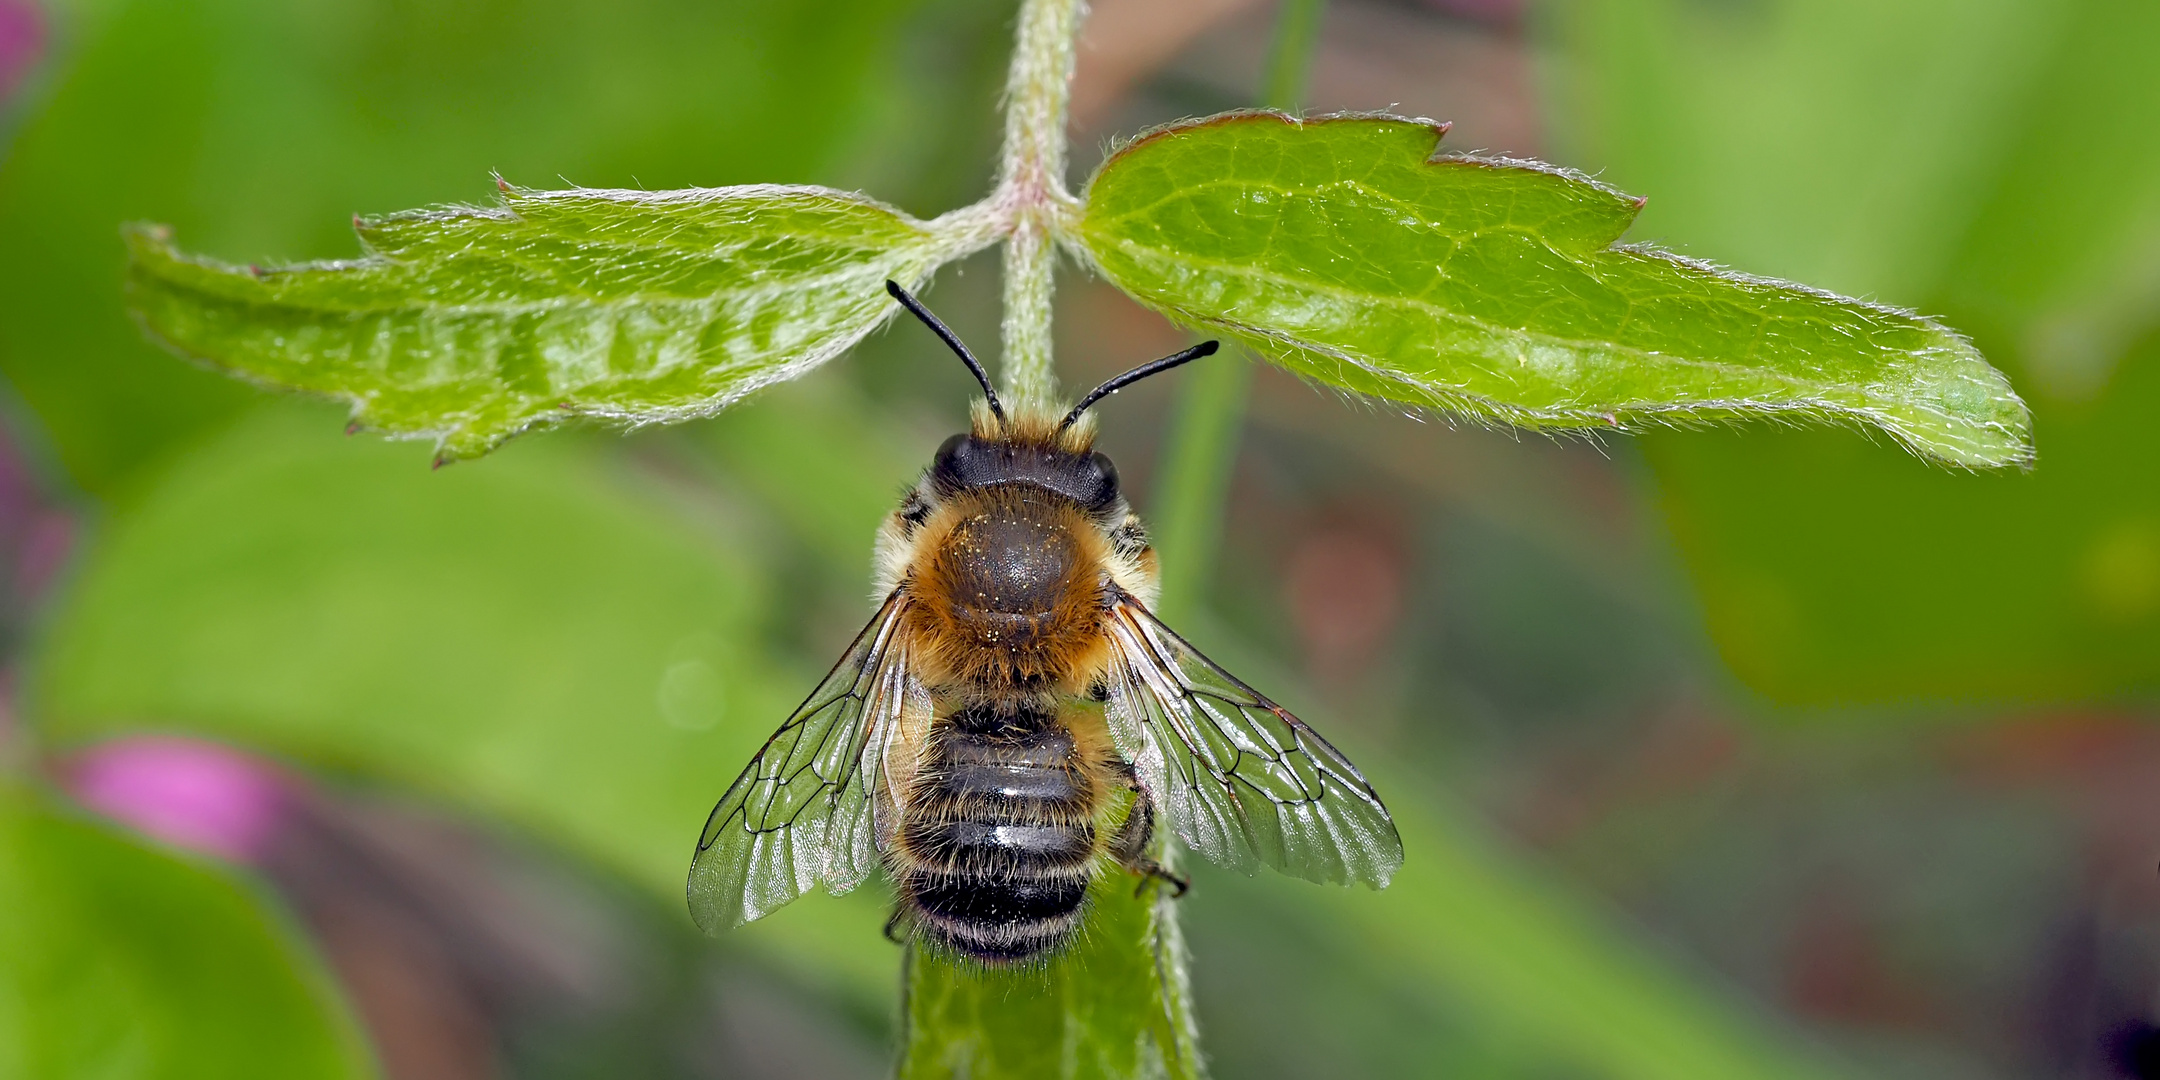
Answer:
0;0;940;491
127;188;985;461
1076;112;2032;469
0;786;375;1080
902;866;1199;1080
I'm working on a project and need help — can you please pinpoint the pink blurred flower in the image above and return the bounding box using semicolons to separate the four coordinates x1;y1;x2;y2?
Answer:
69;736;290;863
0;0;41;103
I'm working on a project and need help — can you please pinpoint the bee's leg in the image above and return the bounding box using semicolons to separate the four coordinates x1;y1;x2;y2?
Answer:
1108;766;1190;899
883;905;910;945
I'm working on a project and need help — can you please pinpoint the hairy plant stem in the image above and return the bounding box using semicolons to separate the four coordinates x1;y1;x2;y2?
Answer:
1149;0;1329;623
993;0;1085;411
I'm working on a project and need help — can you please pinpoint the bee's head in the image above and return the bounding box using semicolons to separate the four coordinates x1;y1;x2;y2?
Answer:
928;429;1121;511
884;279;1217;511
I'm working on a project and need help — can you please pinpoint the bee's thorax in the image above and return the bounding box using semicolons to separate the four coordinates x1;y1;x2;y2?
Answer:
907;485;1112;693
941;510;1080;617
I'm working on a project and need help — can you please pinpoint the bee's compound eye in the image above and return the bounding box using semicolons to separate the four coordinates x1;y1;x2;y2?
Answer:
935;433;969;468
932;433;979;490
1087;452;1120;506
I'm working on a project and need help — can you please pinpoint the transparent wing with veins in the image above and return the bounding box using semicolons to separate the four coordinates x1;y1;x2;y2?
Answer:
1102;595;1403;889
687;593;920;932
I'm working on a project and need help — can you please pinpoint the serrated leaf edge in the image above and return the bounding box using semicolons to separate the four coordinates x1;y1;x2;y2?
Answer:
1071;111;2036;470
125;187;1002;464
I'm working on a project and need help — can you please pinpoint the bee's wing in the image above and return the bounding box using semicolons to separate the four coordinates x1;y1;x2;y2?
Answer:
688;592;921;933
1102;596;1403;888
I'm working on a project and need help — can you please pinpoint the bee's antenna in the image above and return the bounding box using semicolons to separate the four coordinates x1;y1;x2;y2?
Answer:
885;280;1005;422
1058;340;1220;431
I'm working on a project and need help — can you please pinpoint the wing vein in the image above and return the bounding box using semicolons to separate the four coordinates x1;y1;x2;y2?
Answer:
1099;592;1403;889
687;593;916;932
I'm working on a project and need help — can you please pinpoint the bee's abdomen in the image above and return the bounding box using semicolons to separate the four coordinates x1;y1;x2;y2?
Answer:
894;712;1100;962
903;873;1090;961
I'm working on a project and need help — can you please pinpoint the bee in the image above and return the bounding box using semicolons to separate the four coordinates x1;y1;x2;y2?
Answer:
687;281;1402;962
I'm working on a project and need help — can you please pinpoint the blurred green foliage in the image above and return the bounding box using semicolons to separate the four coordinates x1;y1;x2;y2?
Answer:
1553;0;2160;703
28;401;917;1010
0;787;373;1079
33;406;778;901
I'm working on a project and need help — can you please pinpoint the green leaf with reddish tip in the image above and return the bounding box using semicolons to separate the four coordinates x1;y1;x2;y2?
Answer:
126;185;986;461
1075;112;2034;469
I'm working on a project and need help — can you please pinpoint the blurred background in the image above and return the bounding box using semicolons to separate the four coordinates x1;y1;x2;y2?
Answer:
0;0;2156;1077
